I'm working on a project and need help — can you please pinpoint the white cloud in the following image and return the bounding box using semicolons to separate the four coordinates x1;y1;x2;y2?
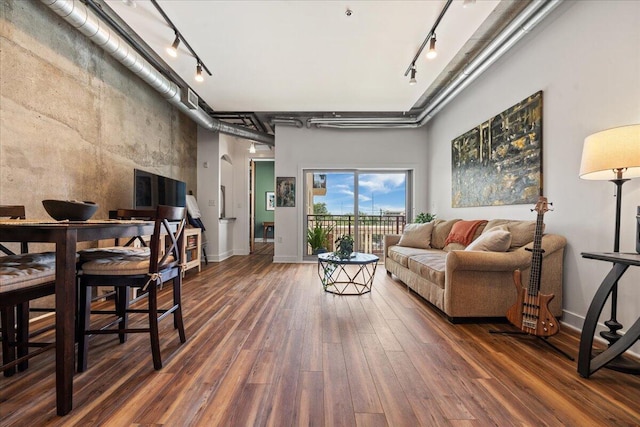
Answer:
358;173;406;194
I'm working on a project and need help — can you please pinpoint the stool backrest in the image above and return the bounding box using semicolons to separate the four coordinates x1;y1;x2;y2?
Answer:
113;206;186;274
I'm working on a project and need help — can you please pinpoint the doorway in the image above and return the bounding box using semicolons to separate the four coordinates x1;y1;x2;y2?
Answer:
250;159;275;255
303;170;410;259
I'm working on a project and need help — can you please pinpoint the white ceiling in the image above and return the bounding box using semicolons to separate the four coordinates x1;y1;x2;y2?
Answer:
104;0;502;115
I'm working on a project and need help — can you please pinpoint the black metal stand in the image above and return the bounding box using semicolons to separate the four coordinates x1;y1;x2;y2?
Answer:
489;329;575;361
599;178;640;374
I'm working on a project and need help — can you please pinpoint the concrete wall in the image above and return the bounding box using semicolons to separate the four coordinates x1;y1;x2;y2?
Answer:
426;0;640;352
0;0;197;221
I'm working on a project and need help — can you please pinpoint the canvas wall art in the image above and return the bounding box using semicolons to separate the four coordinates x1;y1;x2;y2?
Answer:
451;91;543;207
276;177;296;207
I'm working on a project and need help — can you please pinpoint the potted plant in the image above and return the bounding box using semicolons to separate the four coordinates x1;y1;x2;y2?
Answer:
307;223;333;254
415;212;436;223
334;234;354;259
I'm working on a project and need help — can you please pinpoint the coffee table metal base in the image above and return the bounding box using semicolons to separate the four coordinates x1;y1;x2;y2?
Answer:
317;252;379;295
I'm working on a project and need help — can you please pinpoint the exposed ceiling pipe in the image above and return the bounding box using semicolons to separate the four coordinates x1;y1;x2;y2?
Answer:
41;0;275;146
304;0;562;129
271;118;304;128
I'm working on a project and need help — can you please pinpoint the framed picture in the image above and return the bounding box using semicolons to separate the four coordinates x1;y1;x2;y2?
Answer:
266;191;275;211
276;177;295;207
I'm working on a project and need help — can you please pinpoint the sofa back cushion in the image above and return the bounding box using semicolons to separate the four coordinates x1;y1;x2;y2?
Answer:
430;219;461;249
484;219;538;249
397;222;434;249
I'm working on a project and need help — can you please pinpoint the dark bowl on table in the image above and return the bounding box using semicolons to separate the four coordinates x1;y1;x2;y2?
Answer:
42;200;99;221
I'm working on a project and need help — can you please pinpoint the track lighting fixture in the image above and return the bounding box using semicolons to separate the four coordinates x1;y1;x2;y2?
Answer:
409;65;417;85
426;35;437;59
166;34;180;57
249;142;256;154
151;0;212;80
404;0;451;78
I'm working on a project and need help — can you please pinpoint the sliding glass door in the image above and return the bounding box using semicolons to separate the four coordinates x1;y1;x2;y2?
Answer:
304;170;410;259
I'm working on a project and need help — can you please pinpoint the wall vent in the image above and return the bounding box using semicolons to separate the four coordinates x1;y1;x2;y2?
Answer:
181;87;198;110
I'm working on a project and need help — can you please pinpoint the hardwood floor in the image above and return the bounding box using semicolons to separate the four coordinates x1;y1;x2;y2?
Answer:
1;250;639;426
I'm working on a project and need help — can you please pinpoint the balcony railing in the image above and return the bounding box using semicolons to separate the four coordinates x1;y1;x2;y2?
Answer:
306;214;406;257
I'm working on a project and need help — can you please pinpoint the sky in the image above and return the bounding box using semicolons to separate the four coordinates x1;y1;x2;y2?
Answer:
312;172;406;215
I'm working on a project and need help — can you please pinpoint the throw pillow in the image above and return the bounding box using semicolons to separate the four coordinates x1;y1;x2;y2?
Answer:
465;226;512;252
444;220;488;246
397;222;434;249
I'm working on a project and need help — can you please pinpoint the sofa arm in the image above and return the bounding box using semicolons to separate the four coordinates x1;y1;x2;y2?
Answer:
383;234;402;258
446;234;567;272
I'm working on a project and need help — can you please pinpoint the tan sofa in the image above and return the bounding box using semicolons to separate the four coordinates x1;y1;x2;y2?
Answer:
384;219;566;322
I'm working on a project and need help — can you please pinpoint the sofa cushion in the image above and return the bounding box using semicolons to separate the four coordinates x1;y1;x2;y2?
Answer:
431;219;461;249
444;220;488;247
398;222;434;249
465;226;512;252
484;219;538;249
407;252;447;288
387;246;432;268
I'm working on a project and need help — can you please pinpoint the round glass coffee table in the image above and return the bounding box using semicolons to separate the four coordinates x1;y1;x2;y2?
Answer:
317;252;379;295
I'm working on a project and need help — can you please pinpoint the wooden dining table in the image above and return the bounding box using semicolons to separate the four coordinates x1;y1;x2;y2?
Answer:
0;219;155;416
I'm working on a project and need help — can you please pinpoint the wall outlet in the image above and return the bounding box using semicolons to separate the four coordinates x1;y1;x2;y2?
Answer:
208;200;215;206
277;236;283;243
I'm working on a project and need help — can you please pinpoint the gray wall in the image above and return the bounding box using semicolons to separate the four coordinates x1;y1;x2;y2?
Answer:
426;0;640;353
0;0;197;220
274;126;429;262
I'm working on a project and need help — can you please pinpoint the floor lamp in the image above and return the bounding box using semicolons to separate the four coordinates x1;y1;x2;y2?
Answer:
579;124;640;373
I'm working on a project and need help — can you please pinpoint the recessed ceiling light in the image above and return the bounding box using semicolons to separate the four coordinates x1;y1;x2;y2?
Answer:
122;0;137;7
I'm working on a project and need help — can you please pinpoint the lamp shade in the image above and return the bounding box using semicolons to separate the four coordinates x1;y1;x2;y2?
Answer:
579;124;640;180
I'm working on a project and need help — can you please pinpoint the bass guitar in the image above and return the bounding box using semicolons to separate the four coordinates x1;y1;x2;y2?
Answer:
506;196;559;337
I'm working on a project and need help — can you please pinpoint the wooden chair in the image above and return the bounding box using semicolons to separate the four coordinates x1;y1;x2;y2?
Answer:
76;205;187;371
0;205;56;376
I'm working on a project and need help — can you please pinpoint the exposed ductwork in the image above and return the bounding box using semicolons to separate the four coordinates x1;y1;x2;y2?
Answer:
41;0;275;146
304;0;563;129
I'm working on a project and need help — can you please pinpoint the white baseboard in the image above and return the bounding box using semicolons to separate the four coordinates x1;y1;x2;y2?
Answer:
561;309;639;359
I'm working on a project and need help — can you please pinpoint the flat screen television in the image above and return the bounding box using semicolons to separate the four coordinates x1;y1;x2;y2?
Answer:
134;169;186;209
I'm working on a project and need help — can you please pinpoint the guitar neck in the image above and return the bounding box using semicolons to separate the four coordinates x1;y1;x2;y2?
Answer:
527;207;545;296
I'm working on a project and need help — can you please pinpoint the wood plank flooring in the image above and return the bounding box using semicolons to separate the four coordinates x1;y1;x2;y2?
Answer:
2;245;640;426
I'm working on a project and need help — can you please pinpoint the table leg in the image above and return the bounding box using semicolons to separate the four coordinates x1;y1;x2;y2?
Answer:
55;230;77;415
577;263;629;378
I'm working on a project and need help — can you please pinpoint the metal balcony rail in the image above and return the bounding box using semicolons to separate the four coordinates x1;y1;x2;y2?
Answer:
306;214;406;257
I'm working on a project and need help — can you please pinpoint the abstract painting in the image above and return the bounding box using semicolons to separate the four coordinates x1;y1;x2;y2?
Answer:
276;177;296;207
452;91;543;207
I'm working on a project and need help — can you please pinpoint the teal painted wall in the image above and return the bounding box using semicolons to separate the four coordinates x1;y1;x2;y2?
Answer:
255;161;274;239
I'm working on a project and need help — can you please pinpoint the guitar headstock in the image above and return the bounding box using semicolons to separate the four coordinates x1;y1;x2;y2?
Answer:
532;196;552;215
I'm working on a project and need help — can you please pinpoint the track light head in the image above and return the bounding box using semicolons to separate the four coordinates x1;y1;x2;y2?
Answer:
195;63;204;82
426;35;437;59
409;65;417;85
167;35;180;57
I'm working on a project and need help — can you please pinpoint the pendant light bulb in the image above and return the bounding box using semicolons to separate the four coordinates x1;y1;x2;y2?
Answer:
167;35;180;57
409;66;417;85
426;35;437;59
249;142;256;154
195;63;204;82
